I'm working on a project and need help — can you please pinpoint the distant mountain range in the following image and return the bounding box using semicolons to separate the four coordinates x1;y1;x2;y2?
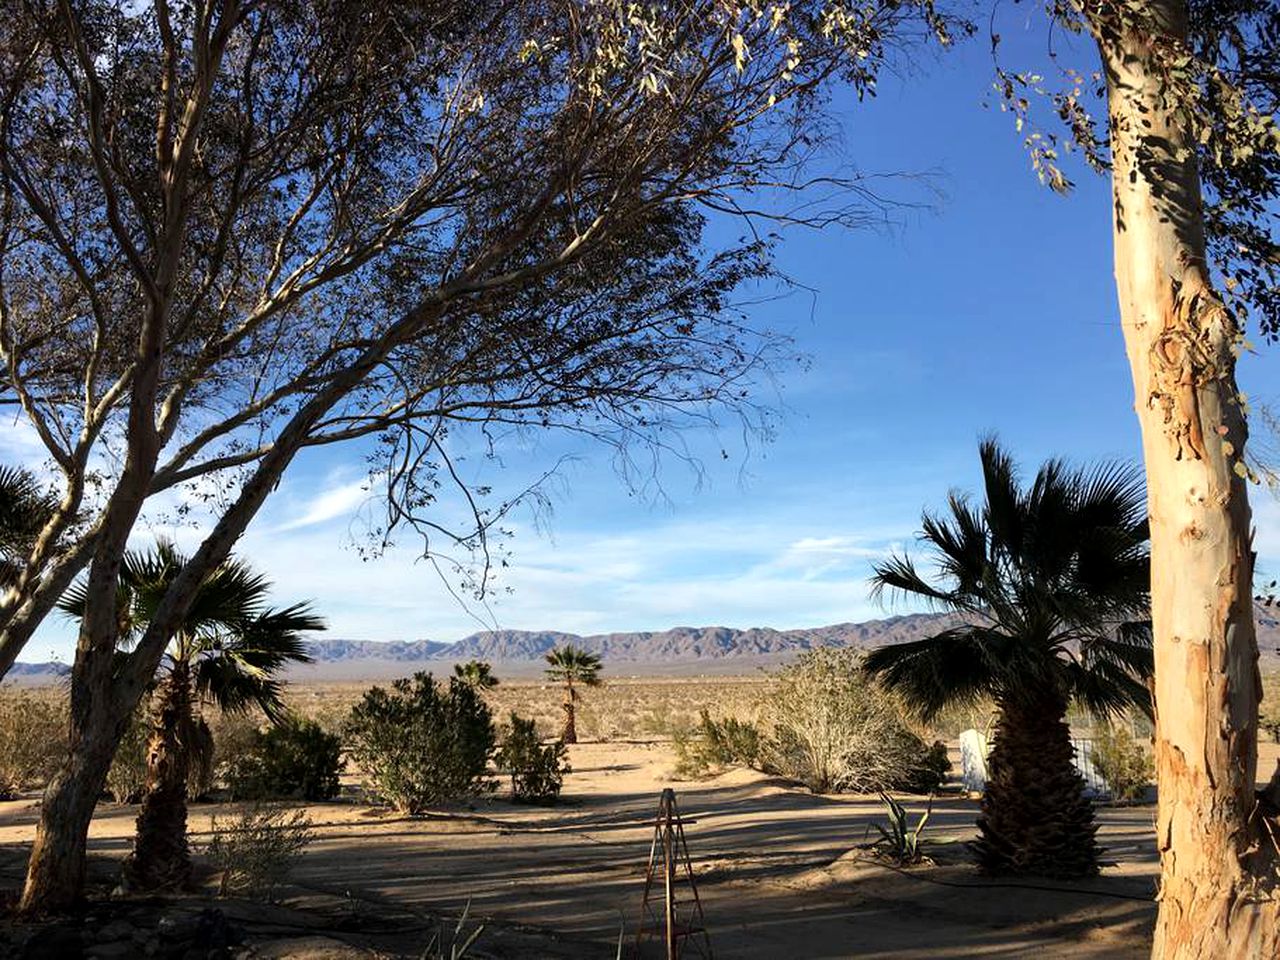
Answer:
9;603;1280;683
292;612;967;675
6;661;70;682
286;612;979;679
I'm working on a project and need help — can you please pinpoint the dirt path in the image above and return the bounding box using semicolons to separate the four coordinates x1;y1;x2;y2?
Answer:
0;741;1160;958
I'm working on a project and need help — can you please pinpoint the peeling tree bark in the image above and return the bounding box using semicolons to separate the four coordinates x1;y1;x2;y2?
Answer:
1091;3;1280;956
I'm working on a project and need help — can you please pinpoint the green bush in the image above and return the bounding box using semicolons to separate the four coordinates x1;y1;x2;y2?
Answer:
226;717;344;802
904;740;952;794
1092;722;1153;802
345;672;495;813
0;690;67;798
208;709;266;793
493;713;569;804
672;709;763;779
761;650;947;794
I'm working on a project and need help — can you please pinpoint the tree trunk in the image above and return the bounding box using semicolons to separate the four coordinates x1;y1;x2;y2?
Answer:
1091;3;1280;955
562;679;577;744
124;665;193;891
17;705;128;914
973;692;1099;879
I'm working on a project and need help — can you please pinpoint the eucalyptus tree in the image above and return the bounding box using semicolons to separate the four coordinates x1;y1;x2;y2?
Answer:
0;0;961;910
973;3;1280;953
865;440;1153;878
544;644;603;744
59;541;321;891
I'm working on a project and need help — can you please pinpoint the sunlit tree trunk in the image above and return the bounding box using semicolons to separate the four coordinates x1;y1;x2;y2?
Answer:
17;699;131;913
1092;2;1279;955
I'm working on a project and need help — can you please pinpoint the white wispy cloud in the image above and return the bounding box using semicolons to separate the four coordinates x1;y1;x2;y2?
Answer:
276;473;377;531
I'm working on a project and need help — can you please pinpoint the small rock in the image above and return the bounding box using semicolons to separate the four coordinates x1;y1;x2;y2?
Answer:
97;919;135;941
157;912;195;940
86;942;135;960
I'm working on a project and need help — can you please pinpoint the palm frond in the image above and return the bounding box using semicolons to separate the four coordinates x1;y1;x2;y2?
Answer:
865;441;1152;718
978;436;1025;557
1078;621;1154;678
0;466;58;555
191;602;322;719
870;553;968;611
544;644;603;684
923;495;990;599
184;556;274;632
60;540;323;714
862;627;1009;721
1062;656;1153;720
194;655;290;721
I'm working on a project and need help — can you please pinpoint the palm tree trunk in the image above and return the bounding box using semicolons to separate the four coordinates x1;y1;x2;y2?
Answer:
1088;3;1280;954
124;664;193;891
562;678;577;744
973;692;1099;879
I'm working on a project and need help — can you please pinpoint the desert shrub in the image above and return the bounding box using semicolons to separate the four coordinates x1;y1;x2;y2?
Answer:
105;705;150;803
671;725;710;779
905;740;952;794
0;690;67;798
345;672;495;813
493;713;568;803
225;717;344;801
1092;723;1154;802
760;650;945;794
205;804;314;901
925;698;997;741
700;710;762;766
672;709;763;779
1261;682;1280;743
208;709;266;790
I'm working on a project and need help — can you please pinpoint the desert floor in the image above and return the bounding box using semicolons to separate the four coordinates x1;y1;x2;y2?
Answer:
0;737;1182;959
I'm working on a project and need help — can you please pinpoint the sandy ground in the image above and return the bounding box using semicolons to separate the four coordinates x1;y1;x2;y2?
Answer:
0;739;1181;959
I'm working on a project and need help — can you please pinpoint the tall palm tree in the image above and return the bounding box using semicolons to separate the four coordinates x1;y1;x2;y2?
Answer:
863;439;1152;879
0;465;57;592
544;645;602;744
60;541;323;890
454;659;499;690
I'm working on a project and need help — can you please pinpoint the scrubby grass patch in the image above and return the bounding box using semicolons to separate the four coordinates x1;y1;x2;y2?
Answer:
0;689;66;798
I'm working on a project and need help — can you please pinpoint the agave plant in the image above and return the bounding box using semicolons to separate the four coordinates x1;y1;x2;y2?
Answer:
60;541;323;890
871;793;932;865
864;439;1152;878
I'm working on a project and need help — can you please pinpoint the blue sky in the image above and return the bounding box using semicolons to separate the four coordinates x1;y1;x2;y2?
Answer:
15;22;1280;661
